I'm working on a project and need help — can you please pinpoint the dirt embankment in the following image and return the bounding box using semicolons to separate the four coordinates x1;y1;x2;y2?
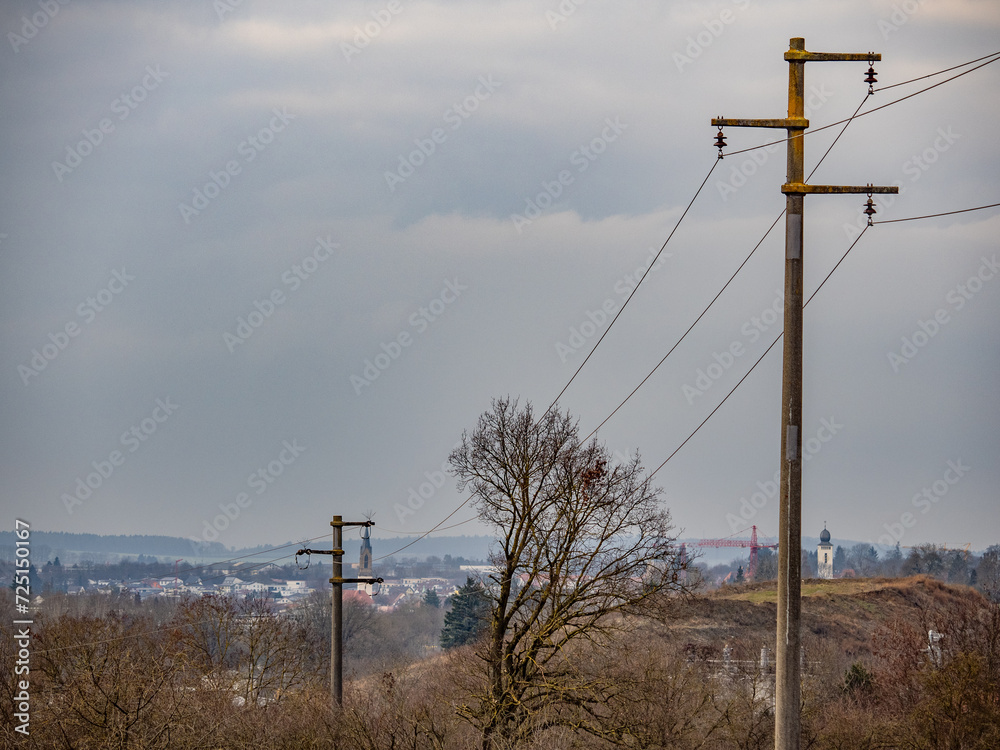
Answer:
658;576;983;661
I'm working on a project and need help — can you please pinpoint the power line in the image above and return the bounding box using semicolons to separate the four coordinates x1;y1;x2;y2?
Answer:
373;495;475;561
541;158;720;419
873;202;1000;224
374;159;725;561
584;211;782;442
157;534;330;581
723;52;1000;159
648;224;872;479
586;93;871;442
372;516;479;536
193;552;309;585
806;93;870;174
876;50;1000;92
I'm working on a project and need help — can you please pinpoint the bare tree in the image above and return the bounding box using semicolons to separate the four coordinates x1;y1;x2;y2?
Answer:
715;655;775;750
171;594;318;706
847;543;880;578
31;610;191;748
977;545;1000;601
295;589;380;679
448;397;690;749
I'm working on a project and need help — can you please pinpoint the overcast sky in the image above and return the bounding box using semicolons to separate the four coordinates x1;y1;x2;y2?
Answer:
2;0;998;561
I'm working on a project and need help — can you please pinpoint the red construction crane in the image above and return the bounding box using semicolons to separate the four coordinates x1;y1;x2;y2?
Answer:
695;525;778;580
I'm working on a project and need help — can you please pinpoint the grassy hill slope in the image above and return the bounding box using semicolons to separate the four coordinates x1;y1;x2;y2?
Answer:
662;575;981;662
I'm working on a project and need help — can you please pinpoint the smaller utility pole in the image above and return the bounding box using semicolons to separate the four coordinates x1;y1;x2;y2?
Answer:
297;515;382;706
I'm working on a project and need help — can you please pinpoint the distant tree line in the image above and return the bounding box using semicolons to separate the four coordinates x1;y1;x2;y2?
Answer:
0;531;231;560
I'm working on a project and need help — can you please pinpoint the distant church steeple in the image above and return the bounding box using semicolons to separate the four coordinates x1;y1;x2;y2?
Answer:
817;523;833;579
359;525;373;577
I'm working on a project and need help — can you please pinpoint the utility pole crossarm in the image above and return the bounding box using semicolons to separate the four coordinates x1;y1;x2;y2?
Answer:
296;547;345;555
784;50;880;62
712;117;809;129
782;184;899;194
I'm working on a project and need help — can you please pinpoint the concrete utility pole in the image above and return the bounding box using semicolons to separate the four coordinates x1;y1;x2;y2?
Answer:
297;515;382;706
712;38;897;750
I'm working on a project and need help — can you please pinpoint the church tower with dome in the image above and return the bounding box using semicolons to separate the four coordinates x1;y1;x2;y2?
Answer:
817;524;834;579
